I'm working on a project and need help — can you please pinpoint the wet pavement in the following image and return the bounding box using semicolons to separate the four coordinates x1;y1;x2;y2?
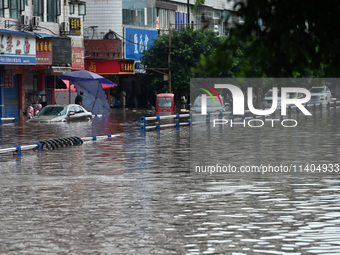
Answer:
0;108;339;254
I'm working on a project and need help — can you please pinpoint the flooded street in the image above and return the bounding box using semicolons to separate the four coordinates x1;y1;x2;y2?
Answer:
0;108;339;254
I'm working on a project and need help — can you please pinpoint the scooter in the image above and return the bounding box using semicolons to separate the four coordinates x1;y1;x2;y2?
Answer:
25;99;42;119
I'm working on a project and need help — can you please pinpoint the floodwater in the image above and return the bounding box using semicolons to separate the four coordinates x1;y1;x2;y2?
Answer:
0;108;339;254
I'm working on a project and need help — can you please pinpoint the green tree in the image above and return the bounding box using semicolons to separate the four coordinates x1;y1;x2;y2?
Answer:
141;28;224;96
197;0;339;77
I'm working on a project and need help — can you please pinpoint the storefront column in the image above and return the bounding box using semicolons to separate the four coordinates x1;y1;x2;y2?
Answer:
18;73;25;116
0;85;3;120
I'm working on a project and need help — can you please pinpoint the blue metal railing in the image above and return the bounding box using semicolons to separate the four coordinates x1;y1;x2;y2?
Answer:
0;117;16;125
0;133;126;156
140;113;192;131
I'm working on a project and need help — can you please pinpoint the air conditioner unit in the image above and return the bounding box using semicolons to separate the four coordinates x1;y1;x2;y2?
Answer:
20;15;30;26
32;16;40;27
60;22;70;33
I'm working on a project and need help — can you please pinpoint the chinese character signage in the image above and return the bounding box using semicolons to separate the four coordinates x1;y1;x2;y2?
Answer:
85;59;135;74
4;69;13;88
125;27;158;60
36;38;53;65
0;33;36;65
69;18;82;36
72;47;84;69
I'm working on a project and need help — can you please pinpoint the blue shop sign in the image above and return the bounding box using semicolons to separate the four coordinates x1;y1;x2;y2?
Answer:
0;32;36;65
125;27;158;60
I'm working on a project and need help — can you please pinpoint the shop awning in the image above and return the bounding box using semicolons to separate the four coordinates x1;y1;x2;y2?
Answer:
0;29;57;38
34;32;57;38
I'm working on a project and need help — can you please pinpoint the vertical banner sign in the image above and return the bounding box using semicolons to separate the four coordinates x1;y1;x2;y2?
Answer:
69;18;82;36
125;27;158;59
72;47;85;69
36;38;53;65
4;69;13;88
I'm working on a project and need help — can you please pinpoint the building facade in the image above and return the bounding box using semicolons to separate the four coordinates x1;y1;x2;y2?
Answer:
83;0;239;108
0;0;86;120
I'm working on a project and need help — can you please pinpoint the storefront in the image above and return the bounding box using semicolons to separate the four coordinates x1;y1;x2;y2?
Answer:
0;30;36;119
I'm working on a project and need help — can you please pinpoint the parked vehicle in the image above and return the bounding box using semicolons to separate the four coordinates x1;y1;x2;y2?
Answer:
27;104;92;123
190;95;229;113
262;89;307;108
156;93;176;114
309;86;332;103
263;89;280;108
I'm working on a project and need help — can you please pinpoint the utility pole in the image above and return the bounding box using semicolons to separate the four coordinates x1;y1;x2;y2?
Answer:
148;22;202;94
168;22;172;93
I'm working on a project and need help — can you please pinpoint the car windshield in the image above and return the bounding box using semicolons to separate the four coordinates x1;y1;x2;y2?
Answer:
38;106;67;116
158;97;172;107
265;90;273;97
265;90;282;97
194;96;221;107
310;88;325;93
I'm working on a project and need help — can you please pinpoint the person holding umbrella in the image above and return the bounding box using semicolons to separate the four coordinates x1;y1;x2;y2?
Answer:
75;91;84;106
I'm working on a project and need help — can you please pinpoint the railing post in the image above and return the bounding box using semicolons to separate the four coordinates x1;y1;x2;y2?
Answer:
229;111;234;121
206;112;210;123
155;115;160;130
218;110;223;119
13;145;21;156
188;113;192;126
140;116;146;131
175;113;180;128
34;142;42;152
262;108;265;120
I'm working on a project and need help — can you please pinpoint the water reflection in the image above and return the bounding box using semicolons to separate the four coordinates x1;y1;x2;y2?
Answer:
0;109;339;254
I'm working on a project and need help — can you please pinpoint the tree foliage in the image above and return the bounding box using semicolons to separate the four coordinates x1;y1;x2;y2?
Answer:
141;28;223;96
197;0;340;77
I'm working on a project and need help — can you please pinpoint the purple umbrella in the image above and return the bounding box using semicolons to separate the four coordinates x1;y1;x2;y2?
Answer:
58;70;114;84
58;70;114;114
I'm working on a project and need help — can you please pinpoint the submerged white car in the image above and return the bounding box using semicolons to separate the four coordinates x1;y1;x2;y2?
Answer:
27;104;92;123
263;89;303;108
309;86;332;103
190;95;229;113
263;89;281;108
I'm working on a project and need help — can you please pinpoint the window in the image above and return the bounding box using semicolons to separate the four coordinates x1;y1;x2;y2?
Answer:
0;0;5;17
69;3;74;14
47;0;61;22
33;0;43;20
122;0;156;28
78;3;85;15
9;0;25;19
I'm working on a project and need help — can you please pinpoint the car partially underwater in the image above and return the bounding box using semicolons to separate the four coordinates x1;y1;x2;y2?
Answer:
190;95;229;113
309;86;332;103
27;104;92;123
